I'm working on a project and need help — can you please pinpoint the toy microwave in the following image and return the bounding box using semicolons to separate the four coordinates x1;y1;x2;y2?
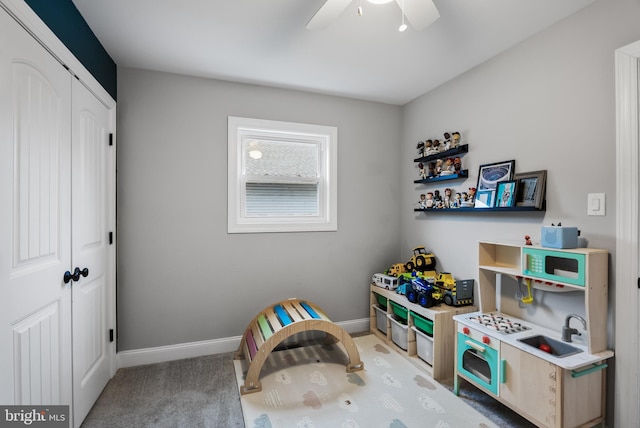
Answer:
522;247;585;286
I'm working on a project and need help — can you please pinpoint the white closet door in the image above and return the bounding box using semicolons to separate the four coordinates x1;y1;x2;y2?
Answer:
0;8;73;407
70;78;112;427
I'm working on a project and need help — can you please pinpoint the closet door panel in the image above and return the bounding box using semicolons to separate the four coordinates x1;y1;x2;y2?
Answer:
71;78;112;427
0;8;72;407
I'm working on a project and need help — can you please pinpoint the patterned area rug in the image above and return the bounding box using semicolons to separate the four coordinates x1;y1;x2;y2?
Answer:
233;334;497;428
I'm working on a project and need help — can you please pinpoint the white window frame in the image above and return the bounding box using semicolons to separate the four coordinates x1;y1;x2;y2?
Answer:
228;116;337;233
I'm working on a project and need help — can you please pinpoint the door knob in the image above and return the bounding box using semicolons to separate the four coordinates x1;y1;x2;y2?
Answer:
73;267;89;281
64;267;89;283
63;271;74;284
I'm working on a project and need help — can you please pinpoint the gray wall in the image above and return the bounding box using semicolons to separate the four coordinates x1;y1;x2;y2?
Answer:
401;0;640;328
116;70;402;351
400;1;640;424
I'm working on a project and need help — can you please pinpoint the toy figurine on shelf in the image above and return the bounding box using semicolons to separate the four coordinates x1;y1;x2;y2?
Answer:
443;132;452;150
418;194;427;209
435;159;443;176
525;235;532;245
444;188;452;208
440;158;455;176
439;159;450;176
418;163;427;179
425;192;434;208
431;139;441;153
468;187;476;202
451;131;461;148
427;162;436;178
461;191;473;207
416;141;425;158
428;162;436;177
453;157;462;173
453;192;462;208
424;140;434;155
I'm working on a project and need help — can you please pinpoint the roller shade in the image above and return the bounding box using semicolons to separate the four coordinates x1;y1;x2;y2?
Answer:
245;182;319;216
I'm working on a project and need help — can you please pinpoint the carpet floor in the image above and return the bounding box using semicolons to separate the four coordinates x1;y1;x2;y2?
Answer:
81;334;535;428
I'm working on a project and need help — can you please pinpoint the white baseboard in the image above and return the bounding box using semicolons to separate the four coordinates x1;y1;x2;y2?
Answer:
116;317;370;369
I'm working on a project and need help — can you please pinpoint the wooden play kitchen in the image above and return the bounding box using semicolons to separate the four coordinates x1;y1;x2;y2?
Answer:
369;284;476;380
453;241;614;428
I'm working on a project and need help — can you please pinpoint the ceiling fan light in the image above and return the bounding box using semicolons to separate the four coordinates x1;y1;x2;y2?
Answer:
399;23;408;32
367;0;393;4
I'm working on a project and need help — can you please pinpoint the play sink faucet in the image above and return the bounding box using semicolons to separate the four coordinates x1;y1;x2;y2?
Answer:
562;313;587;342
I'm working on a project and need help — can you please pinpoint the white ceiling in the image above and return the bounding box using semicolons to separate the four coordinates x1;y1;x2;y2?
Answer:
72;0;597;105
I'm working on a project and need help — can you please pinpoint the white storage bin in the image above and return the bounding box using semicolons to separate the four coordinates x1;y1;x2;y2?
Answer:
388;314;408;350
412;326;434;365
373;305;387;333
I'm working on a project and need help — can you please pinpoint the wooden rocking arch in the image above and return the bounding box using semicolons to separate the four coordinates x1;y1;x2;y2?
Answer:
234;298;364;395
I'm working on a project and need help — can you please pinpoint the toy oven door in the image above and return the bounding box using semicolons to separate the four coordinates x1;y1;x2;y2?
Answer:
457;332;500;395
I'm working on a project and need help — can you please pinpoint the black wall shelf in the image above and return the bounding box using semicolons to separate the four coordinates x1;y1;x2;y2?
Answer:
414;170;469;184
414;144;469;163
414;205;546;213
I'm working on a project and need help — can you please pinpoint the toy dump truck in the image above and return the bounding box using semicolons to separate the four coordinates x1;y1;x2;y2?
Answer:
433;273;474;306
386;263;407;277
405;246;437;272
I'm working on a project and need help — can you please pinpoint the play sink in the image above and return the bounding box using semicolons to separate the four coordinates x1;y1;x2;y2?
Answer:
517;335;583;358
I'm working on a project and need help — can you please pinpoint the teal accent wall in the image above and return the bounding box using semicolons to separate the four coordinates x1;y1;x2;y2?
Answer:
24;0;117;100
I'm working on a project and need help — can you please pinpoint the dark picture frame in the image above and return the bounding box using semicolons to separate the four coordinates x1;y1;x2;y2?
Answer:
474;189;495;208
514;170;547;209
475;159;515;208
496;180;516;207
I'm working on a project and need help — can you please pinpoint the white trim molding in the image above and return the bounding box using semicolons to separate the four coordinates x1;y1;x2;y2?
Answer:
228;116;338;233
116;318;370;369
615;39;640;428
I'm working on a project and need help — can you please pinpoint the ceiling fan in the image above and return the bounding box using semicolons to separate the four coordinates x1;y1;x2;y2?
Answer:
306;0;440;31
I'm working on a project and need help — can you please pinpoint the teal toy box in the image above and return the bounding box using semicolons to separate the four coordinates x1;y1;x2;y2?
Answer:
541;226;579;249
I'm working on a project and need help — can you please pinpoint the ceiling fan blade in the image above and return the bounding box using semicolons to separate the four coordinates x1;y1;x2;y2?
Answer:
395;0;439;30
306;0;353;30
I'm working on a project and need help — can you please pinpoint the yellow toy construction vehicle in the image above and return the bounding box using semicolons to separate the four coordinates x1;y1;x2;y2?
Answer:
433;273;474;306
405;246;437;272
386;263;407;277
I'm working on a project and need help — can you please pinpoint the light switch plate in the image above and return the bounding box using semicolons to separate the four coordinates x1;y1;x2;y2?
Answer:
587;193;605;216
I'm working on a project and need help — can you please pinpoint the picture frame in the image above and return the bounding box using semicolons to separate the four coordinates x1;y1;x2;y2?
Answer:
474;189;495;208
496;180;516;207
475;159;515;208
514;170;547;209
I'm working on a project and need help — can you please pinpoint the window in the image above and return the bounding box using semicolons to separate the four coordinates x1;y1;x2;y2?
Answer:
228;117;337;233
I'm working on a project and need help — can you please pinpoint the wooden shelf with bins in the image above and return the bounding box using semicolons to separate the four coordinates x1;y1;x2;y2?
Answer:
369;284;476;380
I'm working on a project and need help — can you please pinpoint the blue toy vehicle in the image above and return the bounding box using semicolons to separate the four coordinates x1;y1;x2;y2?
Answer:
402;272;436;308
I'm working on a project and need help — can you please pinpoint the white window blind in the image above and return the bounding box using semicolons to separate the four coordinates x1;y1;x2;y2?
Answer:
245;183;318;216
